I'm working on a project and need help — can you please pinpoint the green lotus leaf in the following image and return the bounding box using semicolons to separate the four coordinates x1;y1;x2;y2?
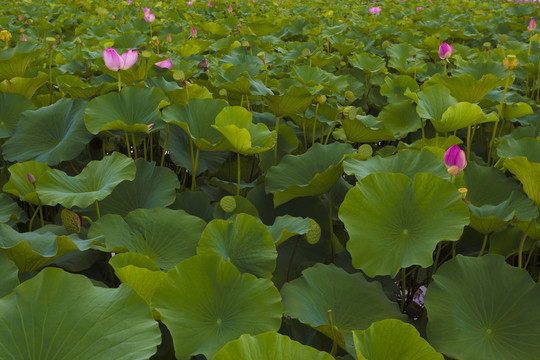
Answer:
0;267;161;359
36;152;136;208
265;142;355;207
380;75;419;103
56;74;117;98
213;195;259;220
165;83;213;105
416;84;458;122
161;124;229;175
432;102;496;133
0;92;35;138
0;73;49;99
259;123;300;171
0;251;18;298
386;43;423;74
267;215;313;246
84;159;180;217
504;156;540;207
109;252;166;305
198;213;277;278
2;161;52;205
0;224;95;272
281;263;405;351
344;148;449;181
171;191;215;223
428;73;506;103
215;68;255;95
0;194;23;224
213;106;277;155
353;319;444;360
339;173;470;277
213;332;335;360
349;53;387;73
264;86;315;117
498;102;533;122
332;114;395;143
425;255;540;360
497;138;540;162
2;98;92;165
162;98;229;151
464;163;538;234
152;254;283;360
291;65;348;93
89;207;206;270
378;100;421;139
85;86;167;134
0;42;43;81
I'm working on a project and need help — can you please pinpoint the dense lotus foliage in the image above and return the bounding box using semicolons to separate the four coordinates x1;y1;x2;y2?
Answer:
1;0;540;359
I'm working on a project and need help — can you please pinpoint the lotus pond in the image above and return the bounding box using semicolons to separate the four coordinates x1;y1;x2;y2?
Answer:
0;0;539;359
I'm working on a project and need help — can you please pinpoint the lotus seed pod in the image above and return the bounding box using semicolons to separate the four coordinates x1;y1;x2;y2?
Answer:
317;95;327;104
173;70;185;81
342;106;356;119
61;208;82;234
503;55;518;70
357;144;373;160
345;90;355;101
220;196;237;213
382;40;391;49
304;219;321;244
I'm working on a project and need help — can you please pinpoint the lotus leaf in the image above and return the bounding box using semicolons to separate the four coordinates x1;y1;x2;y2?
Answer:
504;156;540;207
213;332;335;360
0;42;43;81
152;254;283;360
378;100;421;138
264;86;315;117
349;52;387;73
0;92;35;138
56;74;117;98
3;161;52;205
0;194;23;224
265;142;355;207
0;251;18;298
428;73;506;103
425;255;540;360
36;152;136;208
416;84;458;122
339;173;470;277
0;267;161;359
2;98;92;165
497;138;540;162
432;102;496;133
267;215;314;246
0;73;49;99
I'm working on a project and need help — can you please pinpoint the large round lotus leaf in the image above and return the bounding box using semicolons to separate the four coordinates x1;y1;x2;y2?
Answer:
56;74;117;98
2;161;51;205
0;92;35;138
213;332;335;360
0;251;18;298
497;138;540;162
425;255;540;360
266;215;313;246
349;53;387;73
2;98;92;165
84;86;167;134
431;102;496;133
332;114;395;143
213;106;277;155
0;267;161;360
464;162;538;234
162;125;228;175
0;224;96;272
281;263;405;351
162;98;228;151
264;86;315;117
380;75;419;103
109;252;166;304
352;319;443;360
344;148;449;181
83;159;180;217
198;213;277;278
36;152;136;208
152;254;283;360
339;173;470;277
428;73;506;103
504;156;540;207
416;84;458;122
0;194;23;224
89;207;206;270
265;142;355;207
378;100;421;139
0;72;49;99
0;42;43;81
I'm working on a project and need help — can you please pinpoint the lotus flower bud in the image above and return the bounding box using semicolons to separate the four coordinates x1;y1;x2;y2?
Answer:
444;145;467;176
27;173;36;184
438;42;453;60
528;18;536;32
155;58;173;69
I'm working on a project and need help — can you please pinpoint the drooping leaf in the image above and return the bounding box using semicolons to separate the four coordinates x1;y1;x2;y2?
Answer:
432;102;496;133
0;251;18;298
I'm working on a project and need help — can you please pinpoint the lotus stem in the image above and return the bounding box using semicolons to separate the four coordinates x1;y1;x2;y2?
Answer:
420;119;425;140
48;47;53;105
28;206;40;232
149;133;153;162
432;242;443;276
95;200;101;219
466;125;471;162
312;103;319;146
327;310;338;358
117;71;122;92
477;234;489;257
487;69;510;166
302;118;307;150
81;216;94;225
524;242;536;268
124;130;131;158
37;198;44;228
324;113;339;145
131;132;137;159
160;123;169;167
273;117;280;166
518;219;535;268
400;268;406;313
286;237;300;282
143;135;147;160
328;192;335;263
443;61;447;76
236;152;241;196
191;145;200;192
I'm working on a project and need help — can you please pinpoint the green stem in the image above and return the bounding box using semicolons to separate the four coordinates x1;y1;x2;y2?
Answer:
273;117;280;166
160;124;169;167
327;310;338;358
478;233;489;257
28;206;40;232
117;71;122;92
191;146;200;191
236;152;241;196
466;125;471;162
95;201;101;219
48;48;53;105
312;103;319;146
432;242;443;276
37;199;44;228
400;267;406;313
143;134;147;160
487;69;510;166
124;130;131;158
131;132;137;159
324;114;339;145
518;219;535;268
149;132;153;162
302;118;307;151
81;216;94;225
420;118;425;140
328;192;334;263
443;61;447;76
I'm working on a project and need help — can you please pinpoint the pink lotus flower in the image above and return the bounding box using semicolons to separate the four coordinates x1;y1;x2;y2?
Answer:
368;6;381;15
439;42;453;60
144;12;155;22
103;48;138;71
20;34;27;41
127;0;132;4
444;145;467;175
27;173;35;184
143;7;151;14
167;33;172;42
187;1;193;5
155;58;173;69
528;18;536;32
416;6;423;10
208;1;213;6
191;26;197;38
228;5;233;11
